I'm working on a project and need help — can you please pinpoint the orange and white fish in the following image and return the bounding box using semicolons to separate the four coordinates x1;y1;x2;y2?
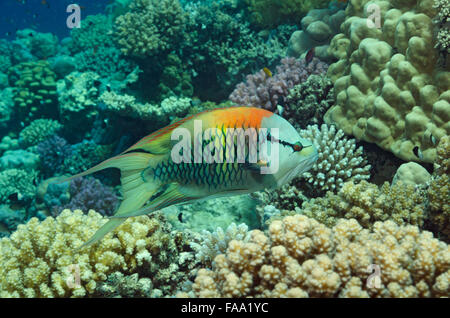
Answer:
66;106;318;248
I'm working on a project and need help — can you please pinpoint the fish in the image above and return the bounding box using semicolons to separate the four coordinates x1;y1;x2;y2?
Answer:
305;47;315;65
263;67;272;78
62;107;318;248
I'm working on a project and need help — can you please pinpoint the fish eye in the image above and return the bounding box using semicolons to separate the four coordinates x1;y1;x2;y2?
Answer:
292;142;303;152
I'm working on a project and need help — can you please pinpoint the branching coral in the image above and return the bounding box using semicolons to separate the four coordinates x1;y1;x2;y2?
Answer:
8;60;58;124
18;119;62;148
229;57;328;112
36;135;72;177
299;124;371;195
114;0;186;59
284;74;335;129
68;14;114;54
0;209;194;297
190;214;449;297
299;180;427;230
427;135;450;241
54;177;119;217
433;0;450;54
190;223;251;265
0;169;37;204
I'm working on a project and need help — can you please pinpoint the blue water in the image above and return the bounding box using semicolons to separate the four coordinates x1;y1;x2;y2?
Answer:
0;0;107;40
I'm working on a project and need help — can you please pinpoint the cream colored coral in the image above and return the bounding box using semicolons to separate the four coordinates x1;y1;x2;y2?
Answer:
300;180;426;229
325;0;450;163
0;209;165;297
392;162;431;186
192;214;449;297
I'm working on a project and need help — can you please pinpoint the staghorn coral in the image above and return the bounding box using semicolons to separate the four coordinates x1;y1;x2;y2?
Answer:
299;124;371;195
229;57;328;112
190;214;449;297
0;209;193;297
325;0;450;163
284;74;335;129
114;0;186;59
8;60;58;125
18;119;62;148
299;180;427;230
427;135;450;241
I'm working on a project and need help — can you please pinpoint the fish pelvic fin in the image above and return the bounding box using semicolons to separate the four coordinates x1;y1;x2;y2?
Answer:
109;183;191;219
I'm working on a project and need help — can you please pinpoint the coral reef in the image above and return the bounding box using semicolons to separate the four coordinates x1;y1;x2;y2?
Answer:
433;0;450;54
18;119;62;148
0;150;40;171
244;0;329;28
54;177;119;217
392;162;431;186
299;124;371;195
284;74;335;129
114;0;186;59
8;60;58;125
0;210;194;297
0;169;36;204
67;15;114;54
56;72;100;139
189;214;449;297
229;57;328;112
427;136;450;241
36;135;72;177
190;223;251;265
325;0;450;163
287;5;346;61
15;29;59;59
299;180;427;230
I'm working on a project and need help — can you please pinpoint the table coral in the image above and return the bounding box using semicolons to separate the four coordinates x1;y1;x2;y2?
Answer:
0;209;193;297
324;0;450;163
190;214;449;297
8;60;58;125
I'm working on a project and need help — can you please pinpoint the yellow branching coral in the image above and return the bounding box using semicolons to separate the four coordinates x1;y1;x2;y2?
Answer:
0;209;175;297
299;180;427;229
428;135;450;241
191;215;449;297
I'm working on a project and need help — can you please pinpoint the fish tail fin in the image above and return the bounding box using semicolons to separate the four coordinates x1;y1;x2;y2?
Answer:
74;152;163;249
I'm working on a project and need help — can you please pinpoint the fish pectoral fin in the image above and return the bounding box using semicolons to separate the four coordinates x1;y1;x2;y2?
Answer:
109;183;190;219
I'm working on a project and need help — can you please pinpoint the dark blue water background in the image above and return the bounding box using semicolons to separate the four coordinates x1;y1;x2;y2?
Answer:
0;0;108;41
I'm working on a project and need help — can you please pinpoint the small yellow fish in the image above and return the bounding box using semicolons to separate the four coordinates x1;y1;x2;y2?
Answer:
64;106;317;248
263;67;272;78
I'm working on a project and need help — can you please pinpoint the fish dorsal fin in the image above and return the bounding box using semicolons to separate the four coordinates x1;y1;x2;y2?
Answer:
120;106;273;155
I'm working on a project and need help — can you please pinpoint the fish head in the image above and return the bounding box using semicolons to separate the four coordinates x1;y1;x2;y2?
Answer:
259;113;318;188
